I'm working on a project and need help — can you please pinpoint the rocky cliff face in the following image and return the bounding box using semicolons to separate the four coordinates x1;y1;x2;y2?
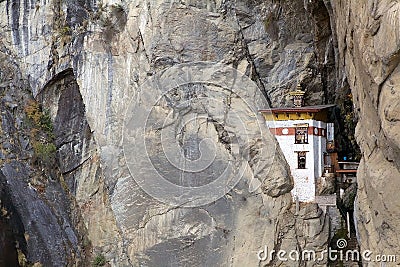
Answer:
0;0;398;266
330;0;400;260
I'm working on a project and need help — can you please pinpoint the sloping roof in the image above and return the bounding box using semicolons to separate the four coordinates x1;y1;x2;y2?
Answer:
259;104;336;113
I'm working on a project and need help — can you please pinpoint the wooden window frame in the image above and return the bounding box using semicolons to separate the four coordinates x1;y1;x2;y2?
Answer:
295;124;309;144
297;151;307;169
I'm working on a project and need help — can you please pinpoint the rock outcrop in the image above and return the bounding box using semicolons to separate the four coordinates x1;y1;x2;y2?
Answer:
330;0;400;260
0;45;88;266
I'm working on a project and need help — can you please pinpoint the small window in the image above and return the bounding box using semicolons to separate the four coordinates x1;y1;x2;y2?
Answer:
297;151;307;169
295;124;308;144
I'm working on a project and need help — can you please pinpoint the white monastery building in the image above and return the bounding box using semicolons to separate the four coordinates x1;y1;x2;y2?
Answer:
260;89;335;202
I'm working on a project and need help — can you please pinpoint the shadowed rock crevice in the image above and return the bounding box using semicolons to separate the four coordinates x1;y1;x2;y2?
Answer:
38;68;128;265
0;49;86;266
39;69;93;176
0;171;26;267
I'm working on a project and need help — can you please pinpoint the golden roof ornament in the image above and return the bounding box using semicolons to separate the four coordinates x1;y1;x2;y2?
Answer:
289;84;305;107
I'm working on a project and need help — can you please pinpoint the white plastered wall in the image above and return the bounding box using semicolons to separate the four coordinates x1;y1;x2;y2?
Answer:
267;120;327;202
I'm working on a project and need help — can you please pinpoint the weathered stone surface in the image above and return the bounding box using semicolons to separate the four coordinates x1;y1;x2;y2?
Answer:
38;68;128;265
316;175;336;195
0;47;90;266
1;162;73;266
271;203;329;267
330;0;400;260
342;183;357;211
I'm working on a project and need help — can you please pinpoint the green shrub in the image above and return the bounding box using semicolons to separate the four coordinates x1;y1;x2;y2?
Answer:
33;142;56;165
92;254;106;267
24;100;57;168
39;109;54;135
24;100;54;139
24;100;42;126
59;26;71;37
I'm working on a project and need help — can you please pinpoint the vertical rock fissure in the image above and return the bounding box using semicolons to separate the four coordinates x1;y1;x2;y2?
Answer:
232;4;273;107
9;0;21;46
105;50;114;139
